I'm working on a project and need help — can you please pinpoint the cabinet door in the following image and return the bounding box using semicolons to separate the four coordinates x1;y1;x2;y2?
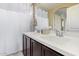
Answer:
32;40;42;56
23;35;31;56
43;46;63;56
23;34;27;56
23;35;63;56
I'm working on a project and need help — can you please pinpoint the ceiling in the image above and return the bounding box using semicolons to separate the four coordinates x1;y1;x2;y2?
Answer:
36;3;77;11
36;3;59;10
35;3;77;19
0;3;77;14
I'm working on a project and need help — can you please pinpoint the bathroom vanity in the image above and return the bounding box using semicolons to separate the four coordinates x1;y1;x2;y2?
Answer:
23;32;79;56
23;33;63;56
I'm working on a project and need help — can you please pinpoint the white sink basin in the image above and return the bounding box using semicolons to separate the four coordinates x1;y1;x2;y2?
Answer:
40;34;70;45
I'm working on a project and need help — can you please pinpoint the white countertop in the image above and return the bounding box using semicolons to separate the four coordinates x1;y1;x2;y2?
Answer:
24;32;79;56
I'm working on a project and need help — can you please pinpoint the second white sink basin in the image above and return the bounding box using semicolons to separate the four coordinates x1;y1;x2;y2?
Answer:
40;34;70;45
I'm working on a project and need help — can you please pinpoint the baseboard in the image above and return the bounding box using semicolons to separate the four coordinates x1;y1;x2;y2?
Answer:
6;50;23;56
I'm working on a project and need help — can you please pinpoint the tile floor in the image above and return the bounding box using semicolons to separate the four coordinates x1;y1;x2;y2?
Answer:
8;51;23;56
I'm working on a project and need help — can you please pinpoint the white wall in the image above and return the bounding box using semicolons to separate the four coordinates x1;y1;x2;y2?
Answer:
66;4;79;31
0;9;32;55
0;3;31;14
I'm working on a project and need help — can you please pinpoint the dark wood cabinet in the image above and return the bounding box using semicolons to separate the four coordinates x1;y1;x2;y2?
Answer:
42;45;63;56
23;34;63;56
32;40;42;56
23;34;27;56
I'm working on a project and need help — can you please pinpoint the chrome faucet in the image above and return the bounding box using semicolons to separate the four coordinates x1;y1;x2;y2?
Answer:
55;29;63;37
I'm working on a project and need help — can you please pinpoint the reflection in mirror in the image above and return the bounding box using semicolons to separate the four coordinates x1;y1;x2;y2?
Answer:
48;8;67;37
64;4;79;37
55;8;66;31
34;5;50;34
66;4;79;32
35;7;48;18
